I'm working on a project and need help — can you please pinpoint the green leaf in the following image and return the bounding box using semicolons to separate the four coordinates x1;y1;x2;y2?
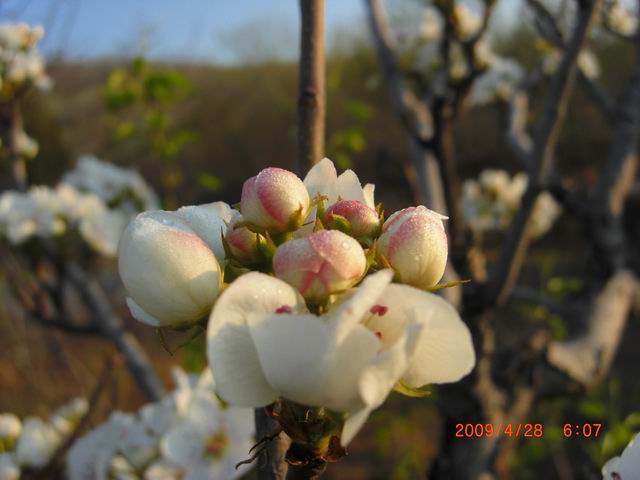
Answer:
197;173;223;192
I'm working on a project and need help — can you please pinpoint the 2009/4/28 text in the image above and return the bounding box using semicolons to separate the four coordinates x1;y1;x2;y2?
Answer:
454;423;544;438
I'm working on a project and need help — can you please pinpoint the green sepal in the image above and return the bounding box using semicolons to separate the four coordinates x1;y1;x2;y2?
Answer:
427;279;471;292
327;213;352;235
394;380;432;398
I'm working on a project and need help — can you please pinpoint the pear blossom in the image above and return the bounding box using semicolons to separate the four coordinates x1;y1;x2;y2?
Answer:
207;270;474;445
118;209;223;327
462;169;561;237
15;417;61;468
161;370;254;480
469;58;524;106
240;167;310;232
68;368;254;480
273;230;367;302
49;398;89;437
225;212;261;264
420;7;443;41
377;206;449;290
543;49;600;79
0;22;51;93
324;200;381;238
0;414;21;440
0;454;18;480
602;433;640;479
453;3;482;39
607;1;638;35
303;157;376;209
63;155;159;214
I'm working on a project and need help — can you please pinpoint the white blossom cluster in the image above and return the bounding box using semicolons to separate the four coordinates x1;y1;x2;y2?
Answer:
118;157;476;452
605;0;638;35
543;48;601;79
0;398;88;480
462;169;562;238
0;156;158;257
469;57;525;106
67;368;254;480
0;22;51;95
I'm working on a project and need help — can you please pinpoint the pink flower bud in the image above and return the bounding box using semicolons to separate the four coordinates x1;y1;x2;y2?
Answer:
324;200;380;238
377;206;448;289
240;167;310;232
273;230;366;302
225;214;260;264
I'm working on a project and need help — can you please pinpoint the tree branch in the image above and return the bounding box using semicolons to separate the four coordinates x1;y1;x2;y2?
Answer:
297;0;326;175
255;407;290;480
65;263;165;402
485;0;601;306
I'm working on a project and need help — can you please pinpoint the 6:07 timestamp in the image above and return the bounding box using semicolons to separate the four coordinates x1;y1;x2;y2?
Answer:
563;423;602;437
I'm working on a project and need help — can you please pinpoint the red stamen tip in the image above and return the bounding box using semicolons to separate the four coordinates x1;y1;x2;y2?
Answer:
275;305;293;314
370;304;388;316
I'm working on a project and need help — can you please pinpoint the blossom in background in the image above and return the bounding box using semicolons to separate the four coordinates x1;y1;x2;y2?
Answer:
469;57;524;106
602;433;640;479
118;208;224;327
543;48;600;79
606;1;638;35
453;3;482;40
67;368;254;480
420;7;443;41
0;398;87;478
0;157;158;258
63;155;159;214
0;22;51;94
461;169;562;238
208;270;474;445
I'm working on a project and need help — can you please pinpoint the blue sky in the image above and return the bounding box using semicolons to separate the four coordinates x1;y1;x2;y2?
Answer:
0;0;367;63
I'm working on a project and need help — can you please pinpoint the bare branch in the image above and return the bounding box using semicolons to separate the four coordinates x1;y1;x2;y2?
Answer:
296;0;325;175
65;263;165;402
486;0;602;305
547;271;638;385
255;407;290;480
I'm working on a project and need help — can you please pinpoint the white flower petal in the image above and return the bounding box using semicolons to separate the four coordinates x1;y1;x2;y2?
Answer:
378;284;475;387
126;297;162;327
327;269;393;343
177;204;228;262
603;433;640;479
207;272;306;407
247;313;334;408
303;157;338;201
118;211;221;326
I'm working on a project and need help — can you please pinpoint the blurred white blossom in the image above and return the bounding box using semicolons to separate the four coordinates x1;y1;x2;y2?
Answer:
0;157;157;257
602;433;640;479
607;1;638;35
454;3;482;39
469;57;524;105
63;155;159;214
0;22;51;94
462;169;562;238
68;368;254;480
544;48;600;79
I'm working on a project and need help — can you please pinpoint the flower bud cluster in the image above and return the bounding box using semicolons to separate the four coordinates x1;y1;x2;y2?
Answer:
118;158;473;454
